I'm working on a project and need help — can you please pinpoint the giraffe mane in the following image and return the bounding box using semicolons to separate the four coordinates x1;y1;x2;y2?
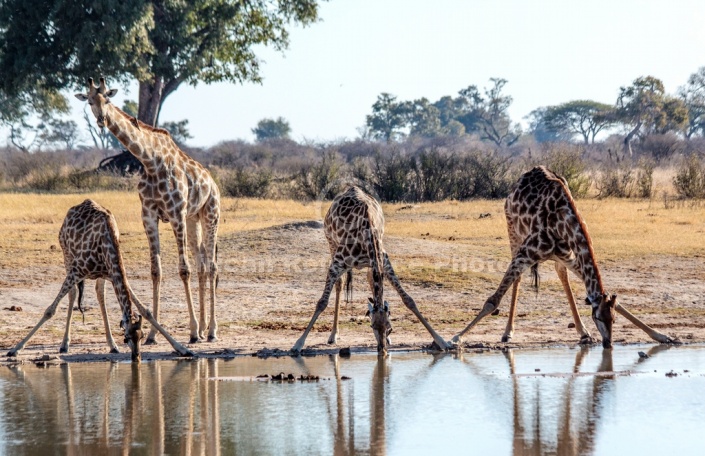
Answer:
112;106;172;137
541;167;605;294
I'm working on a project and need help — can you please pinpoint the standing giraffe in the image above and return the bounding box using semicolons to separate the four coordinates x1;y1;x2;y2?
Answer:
76;77;220;344
292;186;450;353
6;200;193;361
452;166;677;348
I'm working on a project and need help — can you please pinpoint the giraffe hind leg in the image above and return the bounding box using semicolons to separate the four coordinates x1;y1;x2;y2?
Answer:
327;276;343;344
59;282;79;354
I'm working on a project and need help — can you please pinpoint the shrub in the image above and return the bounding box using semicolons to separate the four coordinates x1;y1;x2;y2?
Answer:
460;151;515;199
412;147;458;202
294;150;344;200
538;145;591;198
221;167;273;198
673;155;705;199
370;149;415;202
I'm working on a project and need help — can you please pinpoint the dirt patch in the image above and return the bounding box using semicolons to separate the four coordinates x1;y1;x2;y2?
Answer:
1;217;704;364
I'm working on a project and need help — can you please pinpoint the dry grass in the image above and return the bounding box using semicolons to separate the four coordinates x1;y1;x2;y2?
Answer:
1;193;703;278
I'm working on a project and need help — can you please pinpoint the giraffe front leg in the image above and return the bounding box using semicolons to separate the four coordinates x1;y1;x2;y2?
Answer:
95;279;120;353
328;277;343;345
171;213;200;344
128;289;195;357
384;254;451;350
501;277;521;343
452;241;541;345
8;273;80;357
187;219;207;340
143;213;163;345
554;262;594;345
59;282;79;354
292;258;344;353
202;213;219;342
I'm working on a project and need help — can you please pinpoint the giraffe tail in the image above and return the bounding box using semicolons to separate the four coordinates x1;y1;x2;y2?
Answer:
77;280;86;324
215;243;219;290
345;270;353;304
530;264;540;294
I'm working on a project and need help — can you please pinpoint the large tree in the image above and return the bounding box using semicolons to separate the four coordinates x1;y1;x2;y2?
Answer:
678;67;705;139
365;93;408;142
455;78;521;147
542;100;614;144
0;0;322;128
252;116;291;142
611;76;687;155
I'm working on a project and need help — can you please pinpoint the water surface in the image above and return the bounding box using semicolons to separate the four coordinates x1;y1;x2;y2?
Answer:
1;345;703;455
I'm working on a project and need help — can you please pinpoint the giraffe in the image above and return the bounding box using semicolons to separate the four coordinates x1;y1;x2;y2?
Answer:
76;77;220;344
452;166;677;349
6;199;194;361
292;185;450;354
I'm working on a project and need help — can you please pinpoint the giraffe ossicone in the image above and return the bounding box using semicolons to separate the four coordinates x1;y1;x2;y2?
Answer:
76;77;221;345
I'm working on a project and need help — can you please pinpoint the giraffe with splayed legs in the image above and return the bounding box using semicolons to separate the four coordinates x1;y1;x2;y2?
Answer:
292;186;450;354
76;78;220;344
6;200;193;361
452;166;678;348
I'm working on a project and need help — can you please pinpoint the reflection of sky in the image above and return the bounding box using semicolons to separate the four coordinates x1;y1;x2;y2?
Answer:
0;346;704;454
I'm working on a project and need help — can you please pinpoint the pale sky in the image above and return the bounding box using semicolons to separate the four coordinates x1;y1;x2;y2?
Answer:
67;0;705;147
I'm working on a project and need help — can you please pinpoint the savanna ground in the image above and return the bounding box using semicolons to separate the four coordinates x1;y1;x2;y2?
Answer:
0;189;704;362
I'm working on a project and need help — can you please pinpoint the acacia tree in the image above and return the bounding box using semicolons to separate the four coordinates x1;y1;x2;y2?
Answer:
611;76;687;155
456;78;521;147
542;100;614;144
678;67;705;139
0;1;322;129
366;93;408;142
252;117;291;142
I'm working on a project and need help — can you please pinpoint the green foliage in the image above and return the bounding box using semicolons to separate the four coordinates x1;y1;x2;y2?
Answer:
673;155;705;199
252;117;292;142
456;78;521;147
541;100;614;144
0;0;322;126
679;66;705;139
613;76;689;155
366;93;408;142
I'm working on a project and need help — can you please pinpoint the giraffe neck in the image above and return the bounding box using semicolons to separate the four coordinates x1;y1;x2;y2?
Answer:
104;104;163;168
571;224;605;300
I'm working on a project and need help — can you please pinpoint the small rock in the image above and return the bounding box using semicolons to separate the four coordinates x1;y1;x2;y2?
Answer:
340;376;351;380
491;309;500;316
665;370;678;377
50;245;57;251
567;322;576;329
534;368;541;372
339;347;351;357
479;213;492;219
638;351;649;359
3;306;22;312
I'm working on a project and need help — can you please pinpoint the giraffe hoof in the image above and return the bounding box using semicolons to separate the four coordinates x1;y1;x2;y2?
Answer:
7;350;17;357
59;345;69;354
144;338;158;345
207;335;218;342
579;335;596;345
189;336;200;344
501;335;511;343
109;348;120;354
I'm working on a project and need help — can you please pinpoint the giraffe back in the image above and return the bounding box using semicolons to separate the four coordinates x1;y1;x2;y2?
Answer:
324;186;384;262
59;199;122;280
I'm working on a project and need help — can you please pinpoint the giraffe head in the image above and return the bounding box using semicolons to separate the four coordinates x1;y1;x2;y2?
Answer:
586;294;616;349
74;77;118;128
124;314;144;362
367;297;392;354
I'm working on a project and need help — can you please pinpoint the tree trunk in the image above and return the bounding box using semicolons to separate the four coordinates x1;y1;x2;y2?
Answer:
137;78;164;126
622;121;641;156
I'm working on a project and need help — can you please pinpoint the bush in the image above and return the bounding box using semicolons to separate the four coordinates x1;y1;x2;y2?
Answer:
294;150;344;200
221;167;272;198
412;147;459;202
538;145;591;198
673;155;705;199
460;151;515;199
370;149;416;202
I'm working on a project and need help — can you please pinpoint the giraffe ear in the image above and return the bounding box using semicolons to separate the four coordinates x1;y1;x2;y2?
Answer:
106;88;118;98
75;93;88;101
